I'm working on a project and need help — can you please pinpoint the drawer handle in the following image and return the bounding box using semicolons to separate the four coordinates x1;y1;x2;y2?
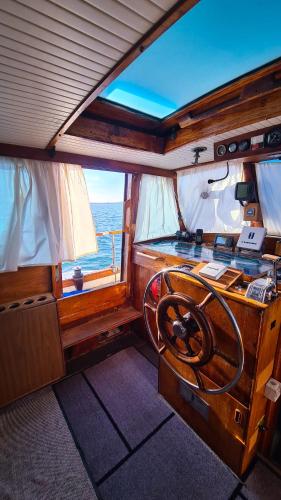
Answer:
136;251;163;261
234;408;243;425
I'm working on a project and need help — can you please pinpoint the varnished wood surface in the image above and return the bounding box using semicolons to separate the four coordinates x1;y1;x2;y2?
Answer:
0;296;64;408
67;116;164;153
62;305;142;348
85;97;161;133
214;122;281;162
0;266;52;304
132;245;268;309
161;58;281;133
165;88;281;152
58;282;127;328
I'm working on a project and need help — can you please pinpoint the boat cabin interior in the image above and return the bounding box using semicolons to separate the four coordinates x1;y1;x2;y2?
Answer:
1;1;281;499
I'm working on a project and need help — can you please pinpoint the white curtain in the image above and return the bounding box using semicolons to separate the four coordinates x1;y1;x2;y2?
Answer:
177;163;244;233
134;174;180;242
256;162;281;236
0;157;98;272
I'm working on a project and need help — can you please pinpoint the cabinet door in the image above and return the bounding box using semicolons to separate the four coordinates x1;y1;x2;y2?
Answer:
0;301;64;407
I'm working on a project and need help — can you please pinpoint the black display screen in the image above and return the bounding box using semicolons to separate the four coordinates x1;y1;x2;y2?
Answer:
236;184;249;198
235;181;255;202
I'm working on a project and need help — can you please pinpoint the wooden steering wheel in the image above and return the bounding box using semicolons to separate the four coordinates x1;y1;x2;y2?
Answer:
143;267;244;395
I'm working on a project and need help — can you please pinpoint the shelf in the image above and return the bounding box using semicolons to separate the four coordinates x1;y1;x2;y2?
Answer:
61;305;142;349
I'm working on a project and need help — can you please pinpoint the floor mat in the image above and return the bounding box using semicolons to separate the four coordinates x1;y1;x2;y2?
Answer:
55;373;128;482
85;346;172;448
0;387;97;500
241;460;281;499
99;415;239;500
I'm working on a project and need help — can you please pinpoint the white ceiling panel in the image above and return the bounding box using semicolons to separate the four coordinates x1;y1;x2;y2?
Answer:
57;115;281;170
0;0;177;148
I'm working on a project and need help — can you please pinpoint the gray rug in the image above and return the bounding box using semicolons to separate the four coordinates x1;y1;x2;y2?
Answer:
55;373;128;481
85;347;171;447
0;387;97;500
99;415;239;500
241;460;281;499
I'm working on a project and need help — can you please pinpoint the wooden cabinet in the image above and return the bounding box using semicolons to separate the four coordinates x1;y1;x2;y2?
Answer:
0;294;64;407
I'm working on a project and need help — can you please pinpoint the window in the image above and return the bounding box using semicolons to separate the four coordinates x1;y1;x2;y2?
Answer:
101;0;281;118
62;170;125;297
256;161;281;236
177;163;244;233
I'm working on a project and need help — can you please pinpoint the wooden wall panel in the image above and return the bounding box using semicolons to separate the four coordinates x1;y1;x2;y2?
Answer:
58;282;127;328
0;266;52;304
0;296;64;407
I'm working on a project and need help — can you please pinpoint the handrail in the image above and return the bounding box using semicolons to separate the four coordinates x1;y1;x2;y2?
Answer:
96;229;124;237
63;229;124;288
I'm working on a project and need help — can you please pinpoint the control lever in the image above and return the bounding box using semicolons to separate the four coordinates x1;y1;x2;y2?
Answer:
262;254;281;297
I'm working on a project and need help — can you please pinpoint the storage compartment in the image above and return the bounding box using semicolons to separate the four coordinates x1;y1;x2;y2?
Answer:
0;294;64;407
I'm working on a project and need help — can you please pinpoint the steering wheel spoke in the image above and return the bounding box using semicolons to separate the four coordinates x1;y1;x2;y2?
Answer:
144;302;157;314
163;271;174;294
198;292;215;311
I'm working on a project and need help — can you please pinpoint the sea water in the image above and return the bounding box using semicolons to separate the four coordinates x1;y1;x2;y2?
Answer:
62;202;123;278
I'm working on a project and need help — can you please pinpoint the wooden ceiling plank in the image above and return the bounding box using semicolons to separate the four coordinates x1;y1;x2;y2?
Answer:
46;0;199;149
0;143;175;177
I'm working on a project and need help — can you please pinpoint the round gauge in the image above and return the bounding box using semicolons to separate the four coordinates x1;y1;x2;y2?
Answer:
216;144;227;156
238;139;250;152
228;142;238;153
265;128;281;147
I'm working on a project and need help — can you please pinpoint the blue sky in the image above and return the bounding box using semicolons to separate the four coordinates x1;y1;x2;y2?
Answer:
84;169;125;203
102;0;281;117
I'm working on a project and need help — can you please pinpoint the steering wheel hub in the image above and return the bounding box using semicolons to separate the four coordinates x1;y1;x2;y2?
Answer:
172;320;187;339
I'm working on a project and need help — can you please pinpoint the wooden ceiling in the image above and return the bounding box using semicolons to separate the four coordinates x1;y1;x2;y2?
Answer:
66;57;281;155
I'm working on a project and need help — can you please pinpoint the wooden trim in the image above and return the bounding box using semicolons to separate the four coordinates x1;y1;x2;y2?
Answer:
57;281;127;328
165;88;281;152
259;327;281;457
47;0;199;148
123;174;141;298
62;267;117;288
173;177;186;231
85;97;162;133
0;143;175;178
66;116;164;153
161;57;281;132
51;264;63;299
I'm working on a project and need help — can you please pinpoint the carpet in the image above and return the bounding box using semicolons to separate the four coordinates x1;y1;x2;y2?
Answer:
54;373;128;482
99;414;239;500
0;387;97;500
84;347;171;448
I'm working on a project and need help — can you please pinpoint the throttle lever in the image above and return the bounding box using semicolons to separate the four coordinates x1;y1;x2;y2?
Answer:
262;254;281;295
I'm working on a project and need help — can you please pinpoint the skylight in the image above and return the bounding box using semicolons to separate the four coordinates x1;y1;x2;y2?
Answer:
101;0;281;118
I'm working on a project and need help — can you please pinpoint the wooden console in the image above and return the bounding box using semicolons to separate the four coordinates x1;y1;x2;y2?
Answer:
132;244;281;475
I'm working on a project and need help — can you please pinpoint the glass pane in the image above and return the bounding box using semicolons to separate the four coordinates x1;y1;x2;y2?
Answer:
62;170;125;296
102;0;281;118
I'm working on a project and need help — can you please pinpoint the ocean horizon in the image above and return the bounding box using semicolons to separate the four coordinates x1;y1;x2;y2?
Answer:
62;201;123;278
